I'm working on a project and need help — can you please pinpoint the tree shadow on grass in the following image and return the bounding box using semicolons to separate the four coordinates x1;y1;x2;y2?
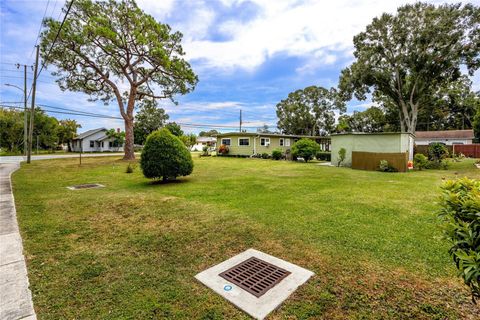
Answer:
144;178;189;186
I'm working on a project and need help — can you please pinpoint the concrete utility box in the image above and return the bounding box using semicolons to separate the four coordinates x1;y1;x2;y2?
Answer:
331;133;414;172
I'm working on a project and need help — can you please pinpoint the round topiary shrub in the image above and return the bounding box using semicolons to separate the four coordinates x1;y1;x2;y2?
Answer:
291;138;320;162
140;128;194;182
271;149;283;160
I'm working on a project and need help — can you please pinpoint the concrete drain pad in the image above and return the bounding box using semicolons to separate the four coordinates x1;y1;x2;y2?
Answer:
67;183;104;190
195;248;314;319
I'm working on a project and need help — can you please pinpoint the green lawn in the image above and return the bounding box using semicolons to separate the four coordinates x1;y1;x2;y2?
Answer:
13;156;480;319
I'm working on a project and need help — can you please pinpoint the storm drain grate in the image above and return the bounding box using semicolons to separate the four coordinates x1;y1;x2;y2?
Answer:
219;257;291;297
67;183;104;190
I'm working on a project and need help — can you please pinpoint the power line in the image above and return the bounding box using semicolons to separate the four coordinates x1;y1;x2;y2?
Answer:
29;0;51;59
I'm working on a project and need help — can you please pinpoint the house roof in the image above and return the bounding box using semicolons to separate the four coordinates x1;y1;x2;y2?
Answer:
414;130;474;140
216;132;329;139
73;127;107;140
331;132;414;137
197;137;216;143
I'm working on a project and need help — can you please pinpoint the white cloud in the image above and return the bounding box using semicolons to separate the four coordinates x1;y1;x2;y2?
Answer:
158;0;466;72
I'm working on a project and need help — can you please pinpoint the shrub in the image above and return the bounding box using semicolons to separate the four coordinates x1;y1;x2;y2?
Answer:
291;138;320;163
316;152;331;161
202;145;209;156
217;144;229;155
378;160;398;172
428;143;449;162
271;149;283;160
414;154;428;170
337;148;346;167
438;178;480;302
140;128;194;182
261;152;270;159
125;162;136;173
426;159;449;170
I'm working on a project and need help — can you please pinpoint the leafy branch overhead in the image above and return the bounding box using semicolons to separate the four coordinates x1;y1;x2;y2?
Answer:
39;0;198;160
339;2;480;133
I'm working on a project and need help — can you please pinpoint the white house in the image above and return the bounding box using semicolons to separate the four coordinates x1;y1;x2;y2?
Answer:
414;130;474;146
71;128;124;152
191;136;216;151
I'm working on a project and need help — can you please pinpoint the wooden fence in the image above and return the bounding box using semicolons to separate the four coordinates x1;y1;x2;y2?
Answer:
451;144;480;158
352;151;409;172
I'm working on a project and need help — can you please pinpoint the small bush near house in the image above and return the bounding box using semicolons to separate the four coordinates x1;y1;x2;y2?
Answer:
427;159;450;170
438;178;480;303
414;154;429;170
217;144;229;155
316;152;331;161
271;149;283;160
338;148;346;167
140;128;194;182
261;152;270;159
378;160;398;172
201;145;210;156
292;138;320;163
428;143;449;162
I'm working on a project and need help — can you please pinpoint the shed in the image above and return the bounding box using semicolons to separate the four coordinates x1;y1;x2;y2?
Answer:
331;133;414;172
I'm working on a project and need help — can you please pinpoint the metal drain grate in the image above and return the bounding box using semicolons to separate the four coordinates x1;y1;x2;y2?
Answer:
67;183;104;190
219;257;291;297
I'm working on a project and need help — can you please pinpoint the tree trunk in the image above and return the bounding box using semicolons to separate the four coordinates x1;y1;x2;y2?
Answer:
123;117;135;160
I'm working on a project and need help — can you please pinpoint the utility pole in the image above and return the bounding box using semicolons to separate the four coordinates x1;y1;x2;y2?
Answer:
27;46;40;164
23;64;27;156
239;109;242;132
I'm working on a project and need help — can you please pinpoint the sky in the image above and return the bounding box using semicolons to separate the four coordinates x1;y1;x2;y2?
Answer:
1;0;479;134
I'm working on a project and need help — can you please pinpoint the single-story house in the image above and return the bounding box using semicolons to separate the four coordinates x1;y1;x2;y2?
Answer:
71;127;124;152
414;129;474;146
191;136;217;152
216;132;330;156
331;132;414;172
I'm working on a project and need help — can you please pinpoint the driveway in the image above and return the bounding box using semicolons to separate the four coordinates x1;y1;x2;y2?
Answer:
0;153;127;164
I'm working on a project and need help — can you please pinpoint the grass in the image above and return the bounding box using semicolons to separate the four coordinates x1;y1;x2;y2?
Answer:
12;156;480;319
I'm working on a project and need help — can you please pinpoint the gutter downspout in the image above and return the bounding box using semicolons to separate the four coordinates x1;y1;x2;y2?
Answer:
254;135;259;155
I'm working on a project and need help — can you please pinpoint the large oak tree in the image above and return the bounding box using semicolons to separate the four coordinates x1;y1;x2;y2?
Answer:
276;86;344;136
40;0;198;159
339;2;479;133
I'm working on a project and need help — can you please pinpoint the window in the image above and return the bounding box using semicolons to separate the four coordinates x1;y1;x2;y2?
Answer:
260;138;270;146
89;140;94;148
221;138;231;146
285;138;290;147
238;138;250;146
279;138;284;146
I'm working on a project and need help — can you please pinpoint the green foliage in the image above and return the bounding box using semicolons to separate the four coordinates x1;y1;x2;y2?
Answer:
140;128;193;181
201;145;209;156
438;178;480;302
125;163;136;173
179;133;196;148
378;160;398;172
40;0;198;159
414;154;428;170
165;122;183;137
261;152;270;159
316;152;331;161
198;130;219;137
271;149;283;160
335;107;387;133
338;148;346;167
426;159;450;170
428;143;449;162
338;3;480;133
276;86;345;135
217;144;229;155
106;129;125;150
0;108;24;152
58;119;81;151
291;138;320;163
134;100;169;145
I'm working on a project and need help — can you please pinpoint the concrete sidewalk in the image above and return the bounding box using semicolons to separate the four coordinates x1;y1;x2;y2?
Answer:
0;163;36;320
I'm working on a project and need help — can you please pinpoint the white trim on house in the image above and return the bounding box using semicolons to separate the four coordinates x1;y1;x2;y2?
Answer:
72;128;124;152
238;137;250;146
285;138;291;147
